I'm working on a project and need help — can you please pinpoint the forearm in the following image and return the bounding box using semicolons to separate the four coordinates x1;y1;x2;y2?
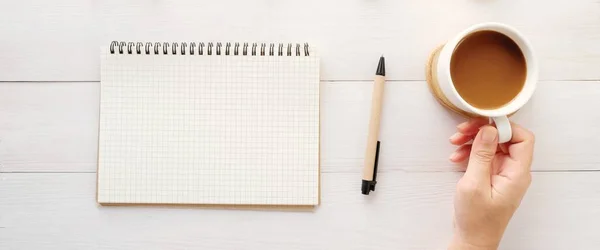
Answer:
448;235;497;250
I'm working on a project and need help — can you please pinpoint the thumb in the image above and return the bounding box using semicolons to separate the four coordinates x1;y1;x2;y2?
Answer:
464;125;498;184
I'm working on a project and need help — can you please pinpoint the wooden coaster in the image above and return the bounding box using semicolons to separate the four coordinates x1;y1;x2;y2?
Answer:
425;45;478;118
425;45;517;118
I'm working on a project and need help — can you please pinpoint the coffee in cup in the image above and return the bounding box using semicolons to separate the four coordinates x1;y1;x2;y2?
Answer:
450;30;527;110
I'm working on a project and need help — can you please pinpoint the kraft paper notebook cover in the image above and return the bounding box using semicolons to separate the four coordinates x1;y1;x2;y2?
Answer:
97;42;320;206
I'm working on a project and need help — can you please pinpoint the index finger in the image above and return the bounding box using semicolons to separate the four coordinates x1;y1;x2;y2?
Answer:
457;117;490;135
507;122;535;168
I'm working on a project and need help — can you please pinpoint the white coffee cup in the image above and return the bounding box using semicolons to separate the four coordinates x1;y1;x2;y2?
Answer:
435;22;538;143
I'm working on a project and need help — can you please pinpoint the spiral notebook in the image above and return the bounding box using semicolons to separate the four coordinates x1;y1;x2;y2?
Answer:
97;41;320;206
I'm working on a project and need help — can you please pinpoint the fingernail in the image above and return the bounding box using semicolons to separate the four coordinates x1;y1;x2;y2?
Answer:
481;126;498;143
449;132;461;142
449;152;459;161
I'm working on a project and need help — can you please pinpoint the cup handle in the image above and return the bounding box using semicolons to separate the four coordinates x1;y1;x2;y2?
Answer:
491;116;512;143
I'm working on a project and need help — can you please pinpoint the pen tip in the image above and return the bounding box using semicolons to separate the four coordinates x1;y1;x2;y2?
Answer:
376;56;385;76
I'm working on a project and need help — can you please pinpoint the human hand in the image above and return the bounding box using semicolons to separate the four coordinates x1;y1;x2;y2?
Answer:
447;118;535;250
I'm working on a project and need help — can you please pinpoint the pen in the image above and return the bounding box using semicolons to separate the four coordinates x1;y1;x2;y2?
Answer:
362;56;385;195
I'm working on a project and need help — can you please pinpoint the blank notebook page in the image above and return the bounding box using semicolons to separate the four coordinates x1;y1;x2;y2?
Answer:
98;45;319;206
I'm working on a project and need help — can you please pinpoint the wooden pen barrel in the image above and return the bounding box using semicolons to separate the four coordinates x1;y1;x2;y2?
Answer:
363;75;385;181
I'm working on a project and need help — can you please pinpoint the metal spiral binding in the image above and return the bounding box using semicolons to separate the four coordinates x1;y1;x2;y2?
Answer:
109;41;311;56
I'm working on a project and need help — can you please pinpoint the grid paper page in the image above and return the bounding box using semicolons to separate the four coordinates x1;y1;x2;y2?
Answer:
98;48;319;205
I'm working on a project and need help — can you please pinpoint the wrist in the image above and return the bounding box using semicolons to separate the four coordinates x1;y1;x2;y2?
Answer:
449;235;497;250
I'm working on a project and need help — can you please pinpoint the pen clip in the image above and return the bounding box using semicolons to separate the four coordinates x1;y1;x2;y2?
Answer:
362;141;381;195
372;141;380;184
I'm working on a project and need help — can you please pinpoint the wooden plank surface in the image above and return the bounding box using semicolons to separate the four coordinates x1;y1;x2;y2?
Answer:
1;172;600;250
1;0;599;249
1;81;599;173
0;0;599;81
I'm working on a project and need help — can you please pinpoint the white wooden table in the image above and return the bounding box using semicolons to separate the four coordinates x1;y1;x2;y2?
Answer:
1;1;600;249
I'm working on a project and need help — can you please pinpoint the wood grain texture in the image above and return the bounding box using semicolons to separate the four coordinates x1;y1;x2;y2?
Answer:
1;81;599;173
0;82;100;172
1;172;600;250
0;0;599;81
1;1;599;248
